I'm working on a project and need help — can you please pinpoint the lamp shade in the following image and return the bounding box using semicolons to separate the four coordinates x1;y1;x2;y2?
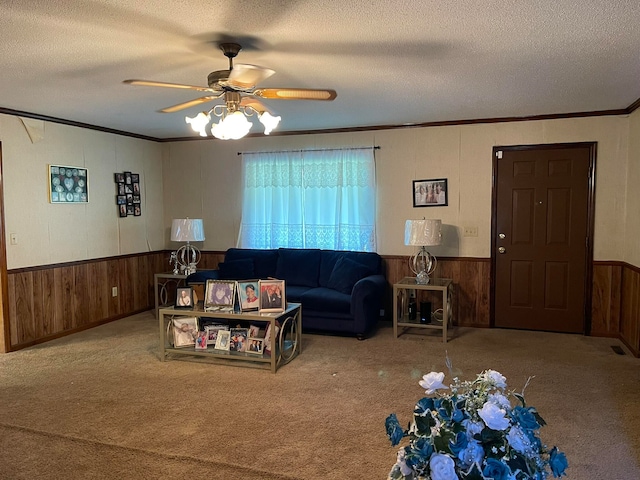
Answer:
171;218;205;242
404;219;442;246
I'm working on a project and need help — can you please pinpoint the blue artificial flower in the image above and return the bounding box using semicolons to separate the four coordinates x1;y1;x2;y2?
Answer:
513;406;541;431
549;447;568;477
412;436;434;461
385;413;405;446
449;431;468;455
483;458;513;480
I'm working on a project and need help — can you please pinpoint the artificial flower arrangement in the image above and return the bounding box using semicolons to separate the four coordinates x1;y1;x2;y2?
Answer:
385;366;568;479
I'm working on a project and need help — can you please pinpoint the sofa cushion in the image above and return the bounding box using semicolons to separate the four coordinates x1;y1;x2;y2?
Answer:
319;250;381;287
218;259;255;280
326;256;373;294
285;285;313;303
275;248;321;288
225;248;278;279
300;287;351;314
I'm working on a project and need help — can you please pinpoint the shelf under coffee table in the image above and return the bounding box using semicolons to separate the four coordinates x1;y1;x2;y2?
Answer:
159;303;302;373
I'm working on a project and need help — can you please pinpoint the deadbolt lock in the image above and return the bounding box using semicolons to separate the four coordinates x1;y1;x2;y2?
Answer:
498;233;506;239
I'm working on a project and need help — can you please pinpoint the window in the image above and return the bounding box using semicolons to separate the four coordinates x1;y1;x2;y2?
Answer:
239;148;376;251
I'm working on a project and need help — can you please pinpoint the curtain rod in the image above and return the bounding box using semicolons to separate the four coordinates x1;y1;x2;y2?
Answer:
237;146;380;155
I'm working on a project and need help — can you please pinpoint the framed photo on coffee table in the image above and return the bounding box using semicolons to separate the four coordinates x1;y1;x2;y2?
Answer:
238;281;260;311
204;280;236;310
259;279;285;313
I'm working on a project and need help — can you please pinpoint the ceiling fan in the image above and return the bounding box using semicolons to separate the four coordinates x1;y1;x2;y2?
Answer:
123;43;337;139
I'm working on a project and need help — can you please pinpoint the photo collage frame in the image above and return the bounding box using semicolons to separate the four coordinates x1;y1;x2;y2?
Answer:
49;165;88;203
114;171;141;217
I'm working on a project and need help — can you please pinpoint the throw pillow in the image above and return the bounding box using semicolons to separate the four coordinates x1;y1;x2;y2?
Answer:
218;259;255;280
327;257;372;294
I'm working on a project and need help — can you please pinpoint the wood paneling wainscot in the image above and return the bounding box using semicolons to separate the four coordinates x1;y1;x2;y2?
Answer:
6;252;168;351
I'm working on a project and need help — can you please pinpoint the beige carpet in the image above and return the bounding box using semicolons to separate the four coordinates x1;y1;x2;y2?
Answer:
0;311;639;479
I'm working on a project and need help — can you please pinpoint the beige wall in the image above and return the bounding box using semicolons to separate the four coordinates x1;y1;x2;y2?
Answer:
0;114;165;269
163;115;630;262
626;109;640;266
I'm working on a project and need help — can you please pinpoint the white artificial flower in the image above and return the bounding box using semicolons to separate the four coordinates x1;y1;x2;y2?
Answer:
396;449;413;476
485;370;507;388
478;402;510;430
488;392;511;409
419;372;449;394
429;453;459;480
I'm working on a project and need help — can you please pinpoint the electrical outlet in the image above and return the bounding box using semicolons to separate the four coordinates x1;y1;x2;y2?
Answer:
463;226;478;237
112;286;118;297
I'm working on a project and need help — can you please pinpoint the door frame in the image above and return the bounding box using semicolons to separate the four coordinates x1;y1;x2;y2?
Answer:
0;142;9;352
489;142;597;334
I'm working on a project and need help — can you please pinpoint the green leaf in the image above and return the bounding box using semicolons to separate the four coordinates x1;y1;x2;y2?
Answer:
514;393;526;407
460;463;485;480
414;415;435;435
433;430;455;453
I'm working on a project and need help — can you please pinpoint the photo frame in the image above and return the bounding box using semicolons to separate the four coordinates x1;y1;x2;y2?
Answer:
170;317;198;348
214;329;231;351
259;279;285;313
205;280;236;309
175;287;194;309
238;281;260;311
413;178;448;207
115;171;141;217
230;328;249;352
195;331;208;350
49;165;88;203
205;324;228;344
246;337;264;355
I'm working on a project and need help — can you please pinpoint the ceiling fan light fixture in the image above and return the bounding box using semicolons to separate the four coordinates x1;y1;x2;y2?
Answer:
185;111;211;137
211;110;252;140
259;111;281;135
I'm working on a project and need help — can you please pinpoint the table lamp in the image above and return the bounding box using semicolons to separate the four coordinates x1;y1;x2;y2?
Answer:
404;219;442;284
170;218;205;275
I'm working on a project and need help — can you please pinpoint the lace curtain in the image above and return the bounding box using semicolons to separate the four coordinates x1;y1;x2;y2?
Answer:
239;148;376;251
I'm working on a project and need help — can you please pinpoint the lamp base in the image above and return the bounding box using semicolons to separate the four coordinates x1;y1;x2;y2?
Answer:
416;270;430;285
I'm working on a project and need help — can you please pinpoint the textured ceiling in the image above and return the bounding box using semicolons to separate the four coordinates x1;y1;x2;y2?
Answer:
1;0;639;140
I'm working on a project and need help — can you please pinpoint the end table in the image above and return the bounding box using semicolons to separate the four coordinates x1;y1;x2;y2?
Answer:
393;277;454;343
154;272;187;318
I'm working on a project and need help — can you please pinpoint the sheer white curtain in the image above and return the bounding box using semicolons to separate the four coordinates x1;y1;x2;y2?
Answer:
239;148;376;251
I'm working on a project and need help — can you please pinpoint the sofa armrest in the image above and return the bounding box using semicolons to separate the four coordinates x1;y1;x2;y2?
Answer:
185;269;220;285
350;274;387;336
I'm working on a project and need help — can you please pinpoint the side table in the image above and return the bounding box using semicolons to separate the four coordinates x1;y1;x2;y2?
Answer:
154;272;187;318
393;277;454;343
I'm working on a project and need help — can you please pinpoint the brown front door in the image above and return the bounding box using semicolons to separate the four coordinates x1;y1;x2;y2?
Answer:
491;143;595;333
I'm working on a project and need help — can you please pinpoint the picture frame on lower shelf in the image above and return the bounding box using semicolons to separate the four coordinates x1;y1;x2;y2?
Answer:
214;330;231;350
170;317;198;348
195;331;207;350
246;337;264;355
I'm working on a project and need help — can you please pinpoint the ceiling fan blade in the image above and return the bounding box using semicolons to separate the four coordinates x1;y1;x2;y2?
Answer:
253;88;337;101
240;97;271;114
159;95;222;113
123;79;218;93
226;64;275;90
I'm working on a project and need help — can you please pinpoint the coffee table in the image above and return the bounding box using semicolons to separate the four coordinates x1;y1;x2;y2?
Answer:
159;303;302;373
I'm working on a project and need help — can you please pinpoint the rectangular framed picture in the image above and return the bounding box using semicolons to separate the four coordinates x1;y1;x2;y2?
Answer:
214;329;231;351
170;317;198;348
413;178;448;207
246;337;264;355
204;280;236;309
175;287;194;309
238;281;260;311
259;279;285;313
195;331;208;350
49;165;88;203
205;324;228;344
230;328;248;352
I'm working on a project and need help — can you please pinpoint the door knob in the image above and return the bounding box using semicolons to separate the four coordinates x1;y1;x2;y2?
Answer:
498;246;506;254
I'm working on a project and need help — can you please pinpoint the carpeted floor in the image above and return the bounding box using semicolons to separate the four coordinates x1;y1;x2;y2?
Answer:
0;311;639;479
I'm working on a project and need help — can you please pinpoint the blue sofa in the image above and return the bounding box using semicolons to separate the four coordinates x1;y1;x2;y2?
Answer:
187;248;386;339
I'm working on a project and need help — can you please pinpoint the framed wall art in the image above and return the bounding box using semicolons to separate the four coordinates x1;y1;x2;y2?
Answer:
413;178;448;207
49;165;88;203
114;171;141;217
